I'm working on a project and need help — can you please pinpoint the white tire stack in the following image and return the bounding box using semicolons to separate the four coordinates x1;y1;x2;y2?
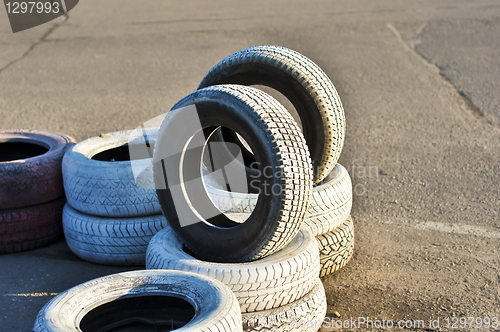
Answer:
61;129;168;266
303;164;355;277
147;225;327;332
145;46;355;331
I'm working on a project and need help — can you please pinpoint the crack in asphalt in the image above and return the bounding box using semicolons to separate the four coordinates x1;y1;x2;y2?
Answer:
410;48;497;127
455;86;496;126
386;23;498;128
0;14;69;75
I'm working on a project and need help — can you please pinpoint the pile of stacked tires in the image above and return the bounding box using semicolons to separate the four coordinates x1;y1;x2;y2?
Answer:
0;130;74;254
61;129;169;266
32;45;354;332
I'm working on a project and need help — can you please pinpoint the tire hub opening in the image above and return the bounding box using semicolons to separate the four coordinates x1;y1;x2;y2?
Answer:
91;144;155;162
0;141;49;162
79;295;195;332
201;127;258;225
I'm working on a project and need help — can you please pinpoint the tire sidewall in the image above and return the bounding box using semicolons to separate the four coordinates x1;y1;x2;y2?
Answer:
0;130;75;209
200;63;325;179
34;270;241;332
62;130;160;217
154;89;291;262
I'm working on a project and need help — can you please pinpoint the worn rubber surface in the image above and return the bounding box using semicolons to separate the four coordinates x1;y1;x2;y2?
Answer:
146;226;320;313
205;164;352;237
0;197;65;254
62;129;161;217
305;164;352;236
242;278;327;332
154;85;313;262
33;270;243;332
63;204;169;266
317;216;355;277
199;45;345;184
0;129;75;210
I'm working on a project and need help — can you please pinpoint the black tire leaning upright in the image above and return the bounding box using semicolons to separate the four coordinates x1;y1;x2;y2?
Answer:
199;45;345;184
154;85;313;263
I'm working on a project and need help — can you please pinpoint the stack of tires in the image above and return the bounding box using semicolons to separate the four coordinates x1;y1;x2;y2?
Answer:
0;130;75;254
308;167;354;278
61;129;169;266
33;45;354;332
147;84;328;331
197;46;355;277
146;46;353;331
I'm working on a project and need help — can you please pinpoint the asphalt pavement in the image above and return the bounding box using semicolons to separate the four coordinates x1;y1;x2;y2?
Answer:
1;1;499;331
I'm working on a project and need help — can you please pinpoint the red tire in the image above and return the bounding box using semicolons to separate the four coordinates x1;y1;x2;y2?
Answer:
0;198;66;254
0;129;75;209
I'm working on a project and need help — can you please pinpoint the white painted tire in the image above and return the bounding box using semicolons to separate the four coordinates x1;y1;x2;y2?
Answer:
33;270;242;332
199;45;346;184
305;164;352;235
206;164;352;236
62;129;160;217
63;204;169;266
242;278;327;332
146;226;320;313
317;216;355;277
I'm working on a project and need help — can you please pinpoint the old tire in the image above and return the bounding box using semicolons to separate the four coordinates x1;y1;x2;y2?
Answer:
63;204;169;266
206;164;352;236
146;226;320;313
0;129;75;210
0;198;66;254
154;85;313;262
33;270;242;332
62;129;161;217
304;164;352;236
317;216;355;277
198;45;345;184
242;278;327;332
